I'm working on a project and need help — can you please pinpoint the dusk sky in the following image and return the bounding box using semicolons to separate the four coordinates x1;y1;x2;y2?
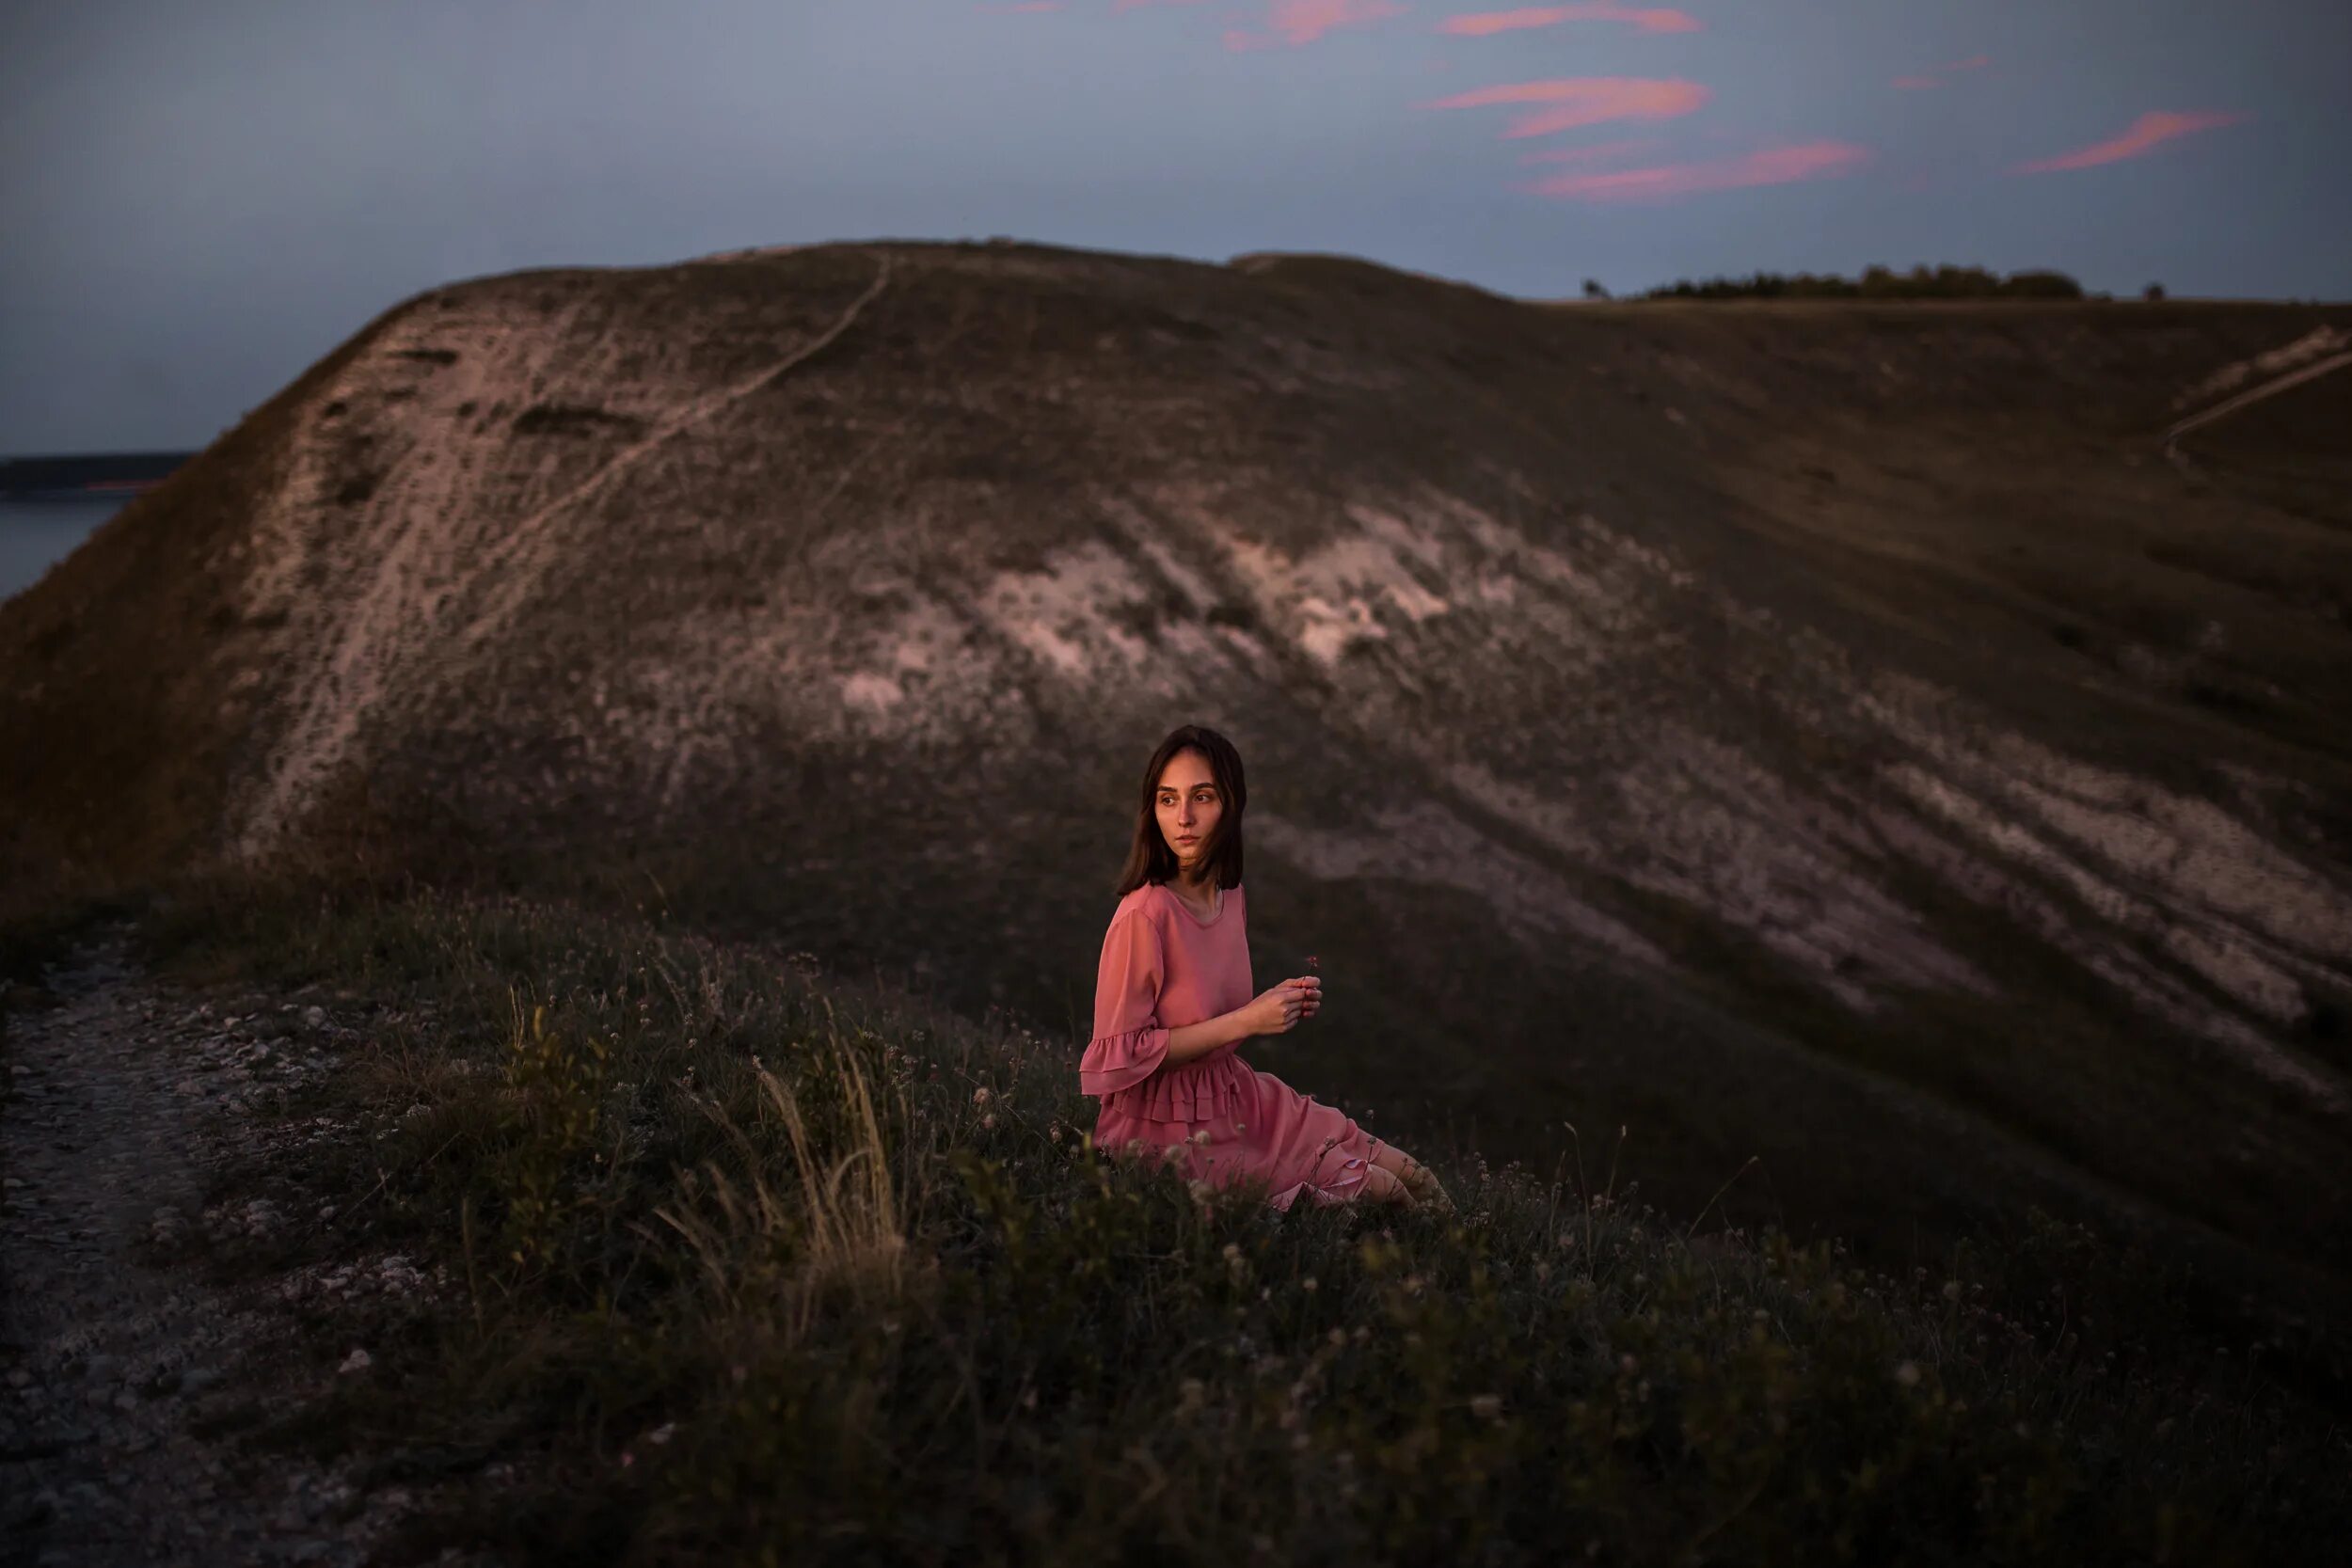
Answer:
4;0;2346;455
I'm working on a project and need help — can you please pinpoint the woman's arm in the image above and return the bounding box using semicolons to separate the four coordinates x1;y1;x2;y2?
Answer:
1164;1007;1257;1066
1079;911;1176;1097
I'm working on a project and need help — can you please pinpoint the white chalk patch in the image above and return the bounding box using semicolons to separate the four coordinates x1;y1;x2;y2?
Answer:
2173;325;2350;410
978;538;1158;680
841;672;904;712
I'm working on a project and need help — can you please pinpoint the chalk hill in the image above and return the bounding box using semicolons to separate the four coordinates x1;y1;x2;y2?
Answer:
6;239;2350;1310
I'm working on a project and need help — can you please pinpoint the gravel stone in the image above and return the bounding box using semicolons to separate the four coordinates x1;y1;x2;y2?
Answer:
1;923;485;1566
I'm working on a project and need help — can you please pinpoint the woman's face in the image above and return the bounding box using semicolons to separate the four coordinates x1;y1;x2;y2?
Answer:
1154;750;1222;876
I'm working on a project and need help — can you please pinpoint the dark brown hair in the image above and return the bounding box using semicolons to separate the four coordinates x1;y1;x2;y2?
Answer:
1111;723;1246;898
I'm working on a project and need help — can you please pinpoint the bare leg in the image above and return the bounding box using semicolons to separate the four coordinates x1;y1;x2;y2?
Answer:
1357;1162;1415;1207
1369;1142;1454;1212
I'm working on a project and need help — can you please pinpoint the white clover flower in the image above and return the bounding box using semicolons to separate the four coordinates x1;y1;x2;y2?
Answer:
1470;1394;1502;1421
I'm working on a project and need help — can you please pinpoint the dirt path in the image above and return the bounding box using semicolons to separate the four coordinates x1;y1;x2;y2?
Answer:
0;921;452;1568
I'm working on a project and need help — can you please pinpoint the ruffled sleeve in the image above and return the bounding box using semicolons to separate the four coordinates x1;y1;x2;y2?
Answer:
1079;910;1172;1098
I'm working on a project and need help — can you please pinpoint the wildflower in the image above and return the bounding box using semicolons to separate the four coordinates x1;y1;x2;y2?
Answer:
1166;1142;1189;1164
1188;1179;1214;1202
980;1113;997;1130
1943;1279;1963;1301
973;1086;993;1107
1049;1124;1064;1144
1894;1360;1921;1387
1191;1128;1213;1146
1470;1394;1502;1421
1327;1328;1346;1347
1302;1276;1318;1292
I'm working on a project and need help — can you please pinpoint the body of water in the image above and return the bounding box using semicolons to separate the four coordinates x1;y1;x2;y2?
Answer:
0;497;134;605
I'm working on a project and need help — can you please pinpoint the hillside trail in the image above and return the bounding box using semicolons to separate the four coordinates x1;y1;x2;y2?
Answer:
0;920;464;1568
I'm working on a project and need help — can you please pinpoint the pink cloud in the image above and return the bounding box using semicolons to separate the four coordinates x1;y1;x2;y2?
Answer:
1521;139;1871;201
977;2;1063;11
2012;109;2247;173
1891;74;1940;90
1223;0;1409;50
1420;76;1711;137
1438;5;1702;35
1517;137;1662;166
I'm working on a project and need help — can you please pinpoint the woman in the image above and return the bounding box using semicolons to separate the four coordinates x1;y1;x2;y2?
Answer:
1079;723;1453;1212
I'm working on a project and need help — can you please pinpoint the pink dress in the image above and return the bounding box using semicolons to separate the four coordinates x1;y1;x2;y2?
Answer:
1079;879;1385;1211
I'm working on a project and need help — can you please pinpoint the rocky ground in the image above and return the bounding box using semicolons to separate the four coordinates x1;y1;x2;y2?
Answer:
0;920;474;1568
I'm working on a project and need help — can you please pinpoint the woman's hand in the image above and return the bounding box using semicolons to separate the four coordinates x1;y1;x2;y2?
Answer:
1247;977;1322;1037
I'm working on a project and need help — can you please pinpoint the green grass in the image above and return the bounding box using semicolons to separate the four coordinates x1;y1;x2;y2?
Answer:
4;863;2340;1566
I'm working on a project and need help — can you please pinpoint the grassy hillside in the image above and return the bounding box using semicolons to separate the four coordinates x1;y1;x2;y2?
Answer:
5;866;2344;1564
6;244;2351;1498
